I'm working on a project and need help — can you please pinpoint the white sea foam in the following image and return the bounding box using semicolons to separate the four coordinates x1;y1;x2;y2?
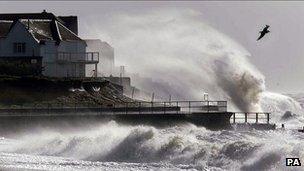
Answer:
0;122;304;170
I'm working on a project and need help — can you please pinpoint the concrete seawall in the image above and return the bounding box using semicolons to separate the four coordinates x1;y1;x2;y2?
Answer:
0;109;234;133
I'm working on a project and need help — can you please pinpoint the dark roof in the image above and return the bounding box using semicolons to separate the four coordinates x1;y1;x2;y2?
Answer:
0;11;83;43
57;22;82;41
58;16;78;35
0;19;83;43
26;20;53;40
0;11;79;35
0;21;13;38
0;11;64;23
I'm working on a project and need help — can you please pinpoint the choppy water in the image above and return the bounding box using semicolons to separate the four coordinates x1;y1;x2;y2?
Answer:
0;117;303;171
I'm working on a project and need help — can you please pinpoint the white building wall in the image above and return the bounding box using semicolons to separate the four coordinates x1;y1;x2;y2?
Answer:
40;41;58;77
41;40;87;77
0;20;87;78
58;41;86;77
0;21;40;57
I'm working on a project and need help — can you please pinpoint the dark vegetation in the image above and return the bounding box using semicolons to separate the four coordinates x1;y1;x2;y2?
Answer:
0;76;133;107
0;61;42;76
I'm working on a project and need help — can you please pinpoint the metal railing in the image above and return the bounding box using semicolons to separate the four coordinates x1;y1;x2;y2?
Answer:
231;112;271;124
56;52;99;63
0;100;228;116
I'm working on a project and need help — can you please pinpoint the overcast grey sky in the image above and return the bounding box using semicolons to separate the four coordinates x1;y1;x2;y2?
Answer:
0;1;303;93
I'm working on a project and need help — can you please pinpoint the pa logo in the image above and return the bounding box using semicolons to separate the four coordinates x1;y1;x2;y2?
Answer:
286;158;301;166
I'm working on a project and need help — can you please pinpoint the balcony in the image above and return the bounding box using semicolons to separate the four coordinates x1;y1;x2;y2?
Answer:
56;52;99;64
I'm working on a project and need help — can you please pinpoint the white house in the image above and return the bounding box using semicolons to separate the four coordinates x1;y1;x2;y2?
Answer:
0;11;99;77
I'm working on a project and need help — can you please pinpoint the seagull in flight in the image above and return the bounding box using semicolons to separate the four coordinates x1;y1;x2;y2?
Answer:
257;25;270;41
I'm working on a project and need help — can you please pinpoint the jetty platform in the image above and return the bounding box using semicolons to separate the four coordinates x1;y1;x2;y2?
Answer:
0;101;274;130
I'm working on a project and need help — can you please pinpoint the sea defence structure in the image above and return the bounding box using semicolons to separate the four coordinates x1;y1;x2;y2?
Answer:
0;100;274;130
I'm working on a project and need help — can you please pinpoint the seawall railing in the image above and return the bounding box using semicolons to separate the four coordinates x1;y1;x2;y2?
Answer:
52;52;99;64
231;112;271;124
0;101;228;116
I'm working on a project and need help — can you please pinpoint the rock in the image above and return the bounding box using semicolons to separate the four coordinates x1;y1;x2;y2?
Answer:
281;111;295;120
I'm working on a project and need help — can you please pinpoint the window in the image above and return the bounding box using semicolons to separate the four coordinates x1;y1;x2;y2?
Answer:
13;43;26;53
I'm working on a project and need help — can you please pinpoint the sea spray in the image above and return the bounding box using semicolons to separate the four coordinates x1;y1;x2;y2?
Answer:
1;121;304;170
86;8;303;116
214;55;265;112
86;9;266;112
260;92;304;127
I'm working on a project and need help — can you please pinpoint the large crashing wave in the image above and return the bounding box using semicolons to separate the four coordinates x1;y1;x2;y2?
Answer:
88;9;265;112
87;9;302;115
2;121;304;170
260;92;304;124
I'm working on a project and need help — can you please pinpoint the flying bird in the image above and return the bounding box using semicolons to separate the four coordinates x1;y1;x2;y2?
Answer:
257;25;270;41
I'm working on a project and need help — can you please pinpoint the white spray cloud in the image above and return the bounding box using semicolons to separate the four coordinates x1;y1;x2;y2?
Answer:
86;8;301;114
86;9;262;111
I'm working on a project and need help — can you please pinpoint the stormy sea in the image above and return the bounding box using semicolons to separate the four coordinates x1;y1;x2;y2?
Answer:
0;105;303;171
1;9;304;171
